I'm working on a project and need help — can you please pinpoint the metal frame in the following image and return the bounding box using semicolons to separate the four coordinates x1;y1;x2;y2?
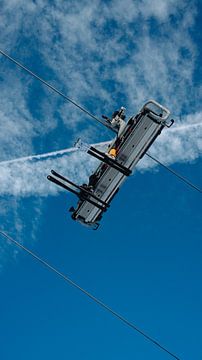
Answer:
141;99;174;127
47;170;109;211
88;146;131;176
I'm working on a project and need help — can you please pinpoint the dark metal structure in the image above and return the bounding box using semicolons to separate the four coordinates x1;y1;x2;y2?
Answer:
48;100;174;229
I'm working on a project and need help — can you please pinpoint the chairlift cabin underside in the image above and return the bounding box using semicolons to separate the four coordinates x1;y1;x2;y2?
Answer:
48;100;174;229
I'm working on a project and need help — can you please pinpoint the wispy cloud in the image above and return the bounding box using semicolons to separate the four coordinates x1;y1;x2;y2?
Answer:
138;112;202;170
0;147;99;196
0;117;201;197
0;0;201;260
0;197;42;270
0;141;110;166
0;0;201;151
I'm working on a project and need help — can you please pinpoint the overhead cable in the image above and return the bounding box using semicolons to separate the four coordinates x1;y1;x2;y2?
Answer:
0;49;201;195
0;49;115;132
0;230;181;360
146;153;202;194
0;146;201;195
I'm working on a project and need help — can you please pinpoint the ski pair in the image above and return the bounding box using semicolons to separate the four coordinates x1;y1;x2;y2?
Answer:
88;146;131;177
47;170;109;211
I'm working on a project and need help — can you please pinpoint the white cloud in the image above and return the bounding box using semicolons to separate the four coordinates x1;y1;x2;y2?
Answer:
0;148;99;196
0;74;36;159
138;113;202;171
0;0;200;144
0;115;201;197
0;197;42;270
0;0;201;263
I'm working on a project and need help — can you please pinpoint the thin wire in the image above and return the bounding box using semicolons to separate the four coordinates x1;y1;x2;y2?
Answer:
0;230;181;360
0;143;201;196
146;153;202;194
0;50;201;195
0;49;114;131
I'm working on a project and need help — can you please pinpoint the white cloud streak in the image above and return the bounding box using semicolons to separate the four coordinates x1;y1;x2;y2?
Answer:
0;196;42;270
0;0;201;150
138;116;202;171
0;117;201;197
0;141;111;165
0;0;201;256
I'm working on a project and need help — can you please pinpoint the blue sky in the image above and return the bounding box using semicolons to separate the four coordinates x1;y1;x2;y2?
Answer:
0;0;202;359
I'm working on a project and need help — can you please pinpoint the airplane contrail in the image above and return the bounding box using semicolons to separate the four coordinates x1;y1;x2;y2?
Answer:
0;141;111;166
169;122;202;132
0;121;201;166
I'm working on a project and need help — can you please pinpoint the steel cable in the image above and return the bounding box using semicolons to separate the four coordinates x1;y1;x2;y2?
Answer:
0;49;115;132
0;230;181;360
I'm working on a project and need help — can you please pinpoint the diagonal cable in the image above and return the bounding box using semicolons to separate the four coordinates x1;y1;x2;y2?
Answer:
0;50;201;195
146;153;202;194
0;49;115;132
0;230;181;360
